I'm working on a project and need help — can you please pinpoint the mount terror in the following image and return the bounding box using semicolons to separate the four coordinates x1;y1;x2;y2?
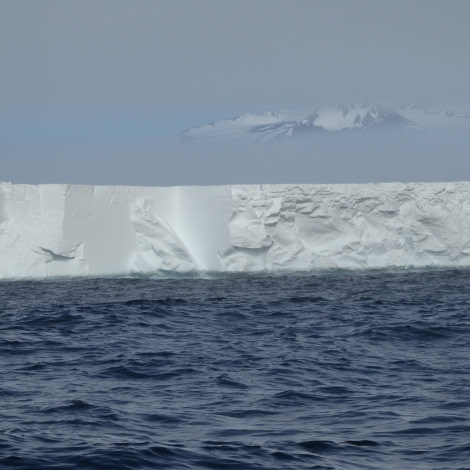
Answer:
181;104;470;142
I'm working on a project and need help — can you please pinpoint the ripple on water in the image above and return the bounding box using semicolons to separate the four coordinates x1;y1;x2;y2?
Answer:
0;270;469;469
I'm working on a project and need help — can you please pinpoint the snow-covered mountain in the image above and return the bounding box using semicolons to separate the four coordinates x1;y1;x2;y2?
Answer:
180;104;470;142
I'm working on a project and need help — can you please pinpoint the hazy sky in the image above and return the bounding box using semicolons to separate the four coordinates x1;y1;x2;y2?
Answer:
1;0;470;185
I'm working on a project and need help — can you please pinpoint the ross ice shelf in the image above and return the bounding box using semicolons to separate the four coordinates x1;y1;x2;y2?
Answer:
1;182;470;280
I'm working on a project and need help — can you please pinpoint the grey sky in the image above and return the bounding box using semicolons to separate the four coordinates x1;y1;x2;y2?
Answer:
1;0;470;185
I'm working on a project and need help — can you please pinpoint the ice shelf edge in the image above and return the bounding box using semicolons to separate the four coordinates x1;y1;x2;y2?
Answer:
1;181;470;280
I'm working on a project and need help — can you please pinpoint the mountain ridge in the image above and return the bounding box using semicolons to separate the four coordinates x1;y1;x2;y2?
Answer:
180;104;470;142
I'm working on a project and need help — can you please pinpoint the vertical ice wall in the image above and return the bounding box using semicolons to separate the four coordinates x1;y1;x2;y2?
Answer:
0;183;233;279
1;181;470;280
219;183;470;271
174;185;231;271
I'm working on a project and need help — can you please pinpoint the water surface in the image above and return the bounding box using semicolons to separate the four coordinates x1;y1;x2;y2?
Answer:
1;270;469;469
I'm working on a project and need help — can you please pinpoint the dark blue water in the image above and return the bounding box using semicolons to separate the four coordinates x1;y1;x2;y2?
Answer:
1;270;469;469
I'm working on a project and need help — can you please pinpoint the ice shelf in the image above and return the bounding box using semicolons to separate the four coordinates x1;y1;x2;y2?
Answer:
1;182;470;280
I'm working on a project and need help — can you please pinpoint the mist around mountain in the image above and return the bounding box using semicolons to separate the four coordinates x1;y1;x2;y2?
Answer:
4;103;469;187
180;104;470;143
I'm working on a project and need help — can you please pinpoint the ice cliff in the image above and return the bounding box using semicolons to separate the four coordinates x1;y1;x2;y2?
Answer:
1;181;470;280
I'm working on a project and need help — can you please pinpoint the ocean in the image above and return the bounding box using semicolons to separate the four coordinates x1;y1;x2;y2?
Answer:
1;269;469;469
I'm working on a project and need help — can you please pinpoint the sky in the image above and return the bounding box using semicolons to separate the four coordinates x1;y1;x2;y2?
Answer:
1;0;470;186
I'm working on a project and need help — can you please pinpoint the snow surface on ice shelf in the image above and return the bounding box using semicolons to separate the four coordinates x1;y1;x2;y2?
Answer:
1;182;470;280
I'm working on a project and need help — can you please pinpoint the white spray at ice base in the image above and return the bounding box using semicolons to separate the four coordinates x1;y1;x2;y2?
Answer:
2;182;470;280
